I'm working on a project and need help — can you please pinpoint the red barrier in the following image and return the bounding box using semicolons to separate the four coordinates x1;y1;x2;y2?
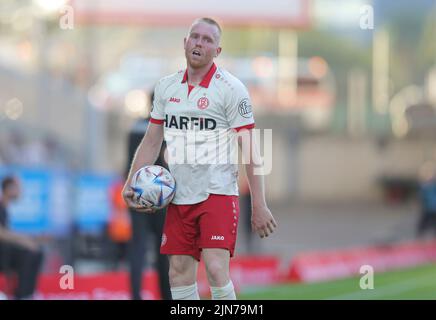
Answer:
34;269;160;300
287;239;436;283
198;255;283;297
7;241;436;299
32;255;282;299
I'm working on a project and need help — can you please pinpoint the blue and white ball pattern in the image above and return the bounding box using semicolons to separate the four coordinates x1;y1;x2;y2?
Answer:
130;165;176;210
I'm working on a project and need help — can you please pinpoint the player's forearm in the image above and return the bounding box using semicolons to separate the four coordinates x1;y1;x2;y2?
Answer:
239;131;267;208
244;162;267;208
0;226;15;243
126;134;163;183
0;226;10;242
0;226;32;246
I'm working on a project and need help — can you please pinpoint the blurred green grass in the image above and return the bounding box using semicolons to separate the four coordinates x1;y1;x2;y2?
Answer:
239;263;436;300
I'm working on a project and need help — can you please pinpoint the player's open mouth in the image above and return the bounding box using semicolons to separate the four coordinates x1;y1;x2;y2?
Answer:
192;49;201;57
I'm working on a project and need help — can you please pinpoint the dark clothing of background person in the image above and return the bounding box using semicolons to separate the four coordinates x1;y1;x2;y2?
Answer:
416;181;436;236
126;118;171;300
0;203;43;299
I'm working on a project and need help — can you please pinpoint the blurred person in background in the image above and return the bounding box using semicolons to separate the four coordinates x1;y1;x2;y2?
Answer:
416;163;436;237
0;176;44;299
125;91;171;300
107;179;132;270
122;17;277;300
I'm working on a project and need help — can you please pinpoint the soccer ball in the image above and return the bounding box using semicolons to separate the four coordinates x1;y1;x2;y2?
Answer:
130;165;176;210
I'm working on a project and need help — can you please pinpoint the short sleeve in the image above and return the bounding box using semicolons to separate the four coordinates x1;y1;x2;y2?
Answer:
225;80;255;131
150;80;165;124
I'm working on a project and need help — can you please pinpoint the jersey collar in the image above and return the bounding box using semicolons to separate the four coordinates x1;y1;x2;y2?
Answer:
181;63;217;88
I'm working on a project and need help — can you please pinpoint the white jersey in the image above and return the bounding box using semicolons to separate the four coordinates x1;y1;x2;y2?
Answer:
150;64;255;204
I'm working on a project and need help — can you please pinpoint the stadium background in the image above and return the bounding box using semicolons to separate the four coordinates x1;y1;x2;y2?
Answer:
1;0;436;299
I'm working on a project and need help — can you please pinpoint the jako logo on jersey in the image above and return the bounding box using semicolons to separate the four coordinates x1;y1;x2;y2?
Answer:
238;98;253;118
169;97;180;103
197;97;209;110
211;235;225;240
165;114;216;130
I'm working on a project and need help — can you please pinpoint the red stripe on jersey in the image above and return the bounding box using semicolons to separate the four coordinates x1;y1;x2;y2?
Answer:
182;69;188;83
181;63;217;88
233;123;255;132
150;118;164;125
199;63;217;88
188;84;195;96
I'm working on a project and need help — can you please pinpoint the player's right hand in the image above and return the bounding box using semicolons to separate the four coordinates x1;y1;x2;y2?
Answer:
122;184;155;214
251;205;277;238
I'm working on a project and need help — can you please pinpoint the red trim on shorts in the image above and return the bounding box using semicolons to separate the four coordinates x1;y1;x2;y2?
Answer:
160;194;239;261
233;123;255;132
150;117;164;125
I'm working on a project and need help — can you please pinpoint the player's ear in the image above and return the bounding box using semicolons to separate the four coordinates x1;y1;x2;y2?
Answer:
215;47;222;58
184;37;187;48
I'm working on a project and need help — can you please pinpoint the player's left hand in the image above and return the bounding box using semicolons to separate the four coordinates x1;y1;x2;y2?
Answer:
251;205;277;238
122;184;155;214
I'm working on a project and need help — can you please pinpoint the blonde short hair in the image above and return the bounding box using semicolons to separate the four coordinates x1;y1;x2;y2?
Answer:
189;17;222;40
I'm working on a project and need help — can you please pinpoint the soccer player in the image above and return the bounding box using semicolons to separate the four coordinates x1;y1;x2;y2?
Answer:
122;17;277;300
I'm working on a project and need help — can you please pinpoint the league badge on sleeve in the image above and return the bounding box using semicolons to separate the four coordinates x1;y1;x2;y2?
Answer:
238;98;253;118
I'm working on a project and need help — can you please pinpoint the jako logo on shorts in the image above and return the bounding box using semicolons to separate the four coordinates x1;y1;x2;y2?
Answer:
211;235;225;240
